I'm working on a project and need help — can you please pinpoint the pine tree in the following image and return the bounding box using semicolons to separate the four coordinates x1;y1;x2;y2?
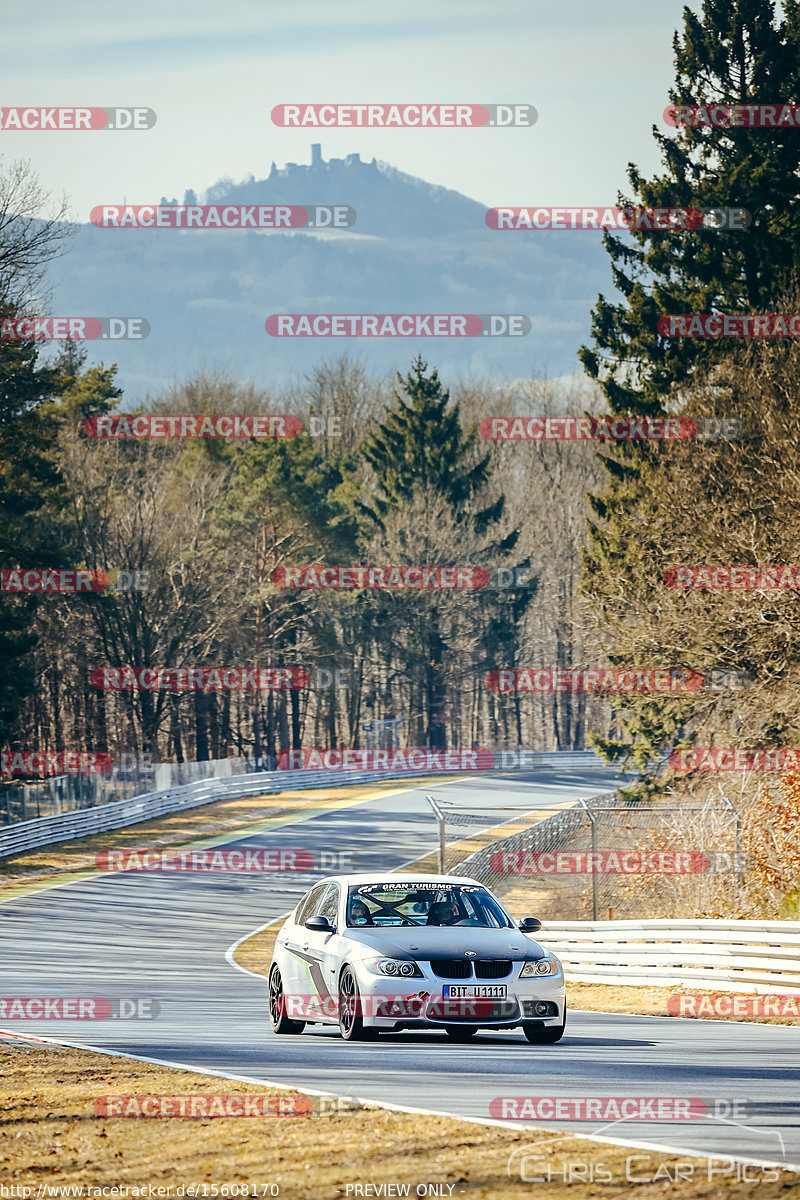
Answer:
360;357;525;748
0;306;67;742
217;432;357;763
581;0;800;414
361;356;510;538
579;0;800;782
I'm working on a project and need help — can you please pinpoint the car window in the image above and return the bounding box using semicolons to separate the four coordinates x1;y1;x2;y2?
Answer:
295;884;327;925
317;883;340;926
347;883;514;928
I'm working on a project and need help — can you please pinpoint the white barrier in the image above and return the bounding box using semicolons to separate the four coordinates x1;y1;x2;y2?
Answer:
0;750;616;861
0;767;429;860
536;918;800;995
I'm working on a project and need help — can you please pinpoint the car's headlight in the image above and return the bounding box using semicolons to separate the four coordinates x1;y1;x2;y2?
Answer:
520;957;560;977
364;958;423;978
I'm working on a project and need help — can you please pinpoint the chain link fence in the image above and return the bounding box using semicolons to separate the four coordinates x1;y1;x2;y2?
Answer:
427;792;742;919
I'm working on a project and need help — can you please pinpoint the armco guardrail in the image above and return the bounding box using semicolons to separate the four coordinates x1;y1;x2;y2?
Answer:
498;751;620;771
0;766;436;860
535;919;800;995
539;753;618;768
0;750;618;860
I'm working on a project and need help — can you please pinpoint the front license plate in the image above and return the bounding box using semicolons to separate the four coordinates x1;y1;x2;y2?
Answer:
442;985;507;998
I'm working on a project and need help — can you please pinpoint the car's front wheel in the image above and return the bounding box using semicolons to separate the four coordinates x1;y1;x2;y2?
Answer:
339;967;378;1041
444;1025;478;1041
269;966;305;1035
522;1006;566;1044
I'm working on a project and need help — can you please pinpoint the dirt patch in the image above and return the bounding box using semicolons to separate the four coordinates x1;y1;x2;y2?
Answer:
1;1037;797;1198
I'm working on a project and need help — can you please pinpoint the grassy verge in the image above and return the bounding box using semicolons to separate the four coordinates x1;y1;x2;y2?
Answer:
1;1037;797;1198
566;983;800;1025
0;776;451;901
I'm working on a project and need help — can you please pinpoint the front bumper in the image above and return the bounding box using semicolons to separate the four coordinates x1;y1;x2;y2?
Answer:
354;968;566;1029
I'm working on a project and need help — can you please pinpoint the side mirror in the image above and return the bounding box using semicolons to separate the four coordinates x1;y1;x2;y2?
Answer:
518;917;542;933
305;915;335;932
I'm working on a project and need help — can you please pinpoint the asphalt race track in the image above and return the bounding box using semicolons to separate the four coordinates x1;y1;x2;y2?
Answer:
2;768;799;1169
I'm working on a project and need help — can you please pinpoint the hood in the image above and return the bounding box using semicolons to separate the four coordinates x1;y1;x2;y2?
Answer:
344;925;546;961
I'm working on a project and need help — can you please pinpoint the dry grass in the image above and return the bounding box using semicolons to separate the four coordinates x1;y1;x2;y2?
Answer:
567;983;800;1025
235;919;284;978
2;1037;798;1198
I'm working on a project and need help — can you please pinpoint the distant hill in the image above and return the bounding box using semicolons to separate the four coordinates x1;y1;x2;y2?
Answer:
200;145;488;239
48;145;613;400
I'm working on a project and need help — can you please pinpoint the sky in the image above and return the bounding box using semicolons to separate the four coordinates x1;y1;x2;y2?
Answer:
0;0;706;218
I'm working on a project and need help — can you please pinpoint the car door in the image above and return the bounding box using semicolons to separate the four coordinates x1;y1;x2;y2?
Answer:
279;883;328;1005
298;882;342;1021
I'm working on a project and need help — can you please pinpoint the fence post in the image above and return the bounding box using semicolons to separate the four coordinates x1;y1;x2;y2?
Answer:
426;794;446;874
578;799;598;920
720;795;743;895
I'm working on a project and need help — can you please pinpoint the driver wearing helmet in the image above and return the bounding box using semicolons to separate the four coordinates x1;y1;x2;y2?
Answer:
348;897;375;925
427;898;461;926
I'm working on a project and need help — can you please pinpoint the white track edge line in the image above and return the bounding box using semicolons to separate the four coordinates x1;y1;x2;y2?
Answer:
0;1027;796;1173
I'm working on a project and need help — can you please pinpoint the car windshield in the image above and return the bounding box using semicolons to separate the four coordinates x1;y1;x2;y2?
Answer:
346;882;514;928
